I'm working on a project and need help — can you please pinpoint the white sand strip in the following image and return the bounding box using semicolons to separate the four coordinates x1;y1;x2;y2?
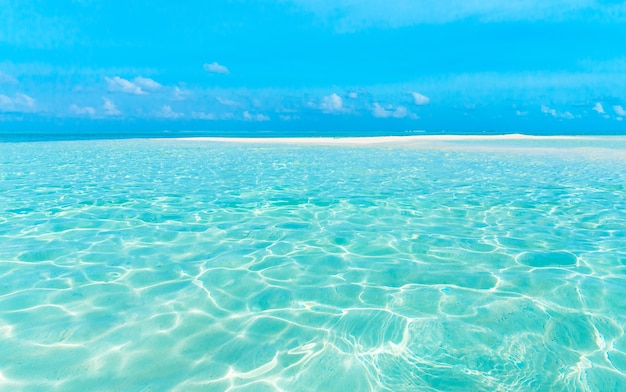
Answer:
170;134;617;145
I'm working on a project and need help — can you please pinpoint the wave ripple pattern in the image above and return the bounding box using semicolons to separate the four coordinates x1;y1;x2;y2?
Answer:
1;138;626;391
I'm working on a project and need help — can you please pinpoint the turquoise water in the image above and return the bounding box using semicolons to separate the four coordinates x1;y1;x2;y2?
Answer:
1;137;626;391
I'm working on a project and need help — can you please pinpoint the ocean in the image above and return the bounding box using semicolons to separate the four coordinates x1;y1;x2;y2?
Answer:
1;135;626;390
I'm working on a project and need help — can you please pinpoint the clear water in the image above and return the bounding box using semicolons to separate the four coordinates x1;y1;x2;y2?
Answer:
1;137;626;391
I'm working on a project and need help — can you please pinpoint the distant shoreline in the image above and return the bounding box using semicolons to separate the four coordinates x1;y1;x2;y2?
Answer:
170;134;626;145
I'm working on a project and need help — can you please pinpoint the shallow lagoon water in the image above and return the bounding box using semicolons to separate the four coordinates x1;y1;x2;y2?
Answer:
1;137;626;391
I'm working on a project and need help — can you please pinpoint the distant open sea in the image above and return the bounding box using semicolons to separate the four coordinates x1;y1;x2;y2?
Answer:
1;133;626;390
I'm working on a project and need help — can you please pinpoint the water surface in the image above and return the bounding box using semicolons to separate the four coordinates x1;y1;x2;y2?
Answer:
1;137;626;390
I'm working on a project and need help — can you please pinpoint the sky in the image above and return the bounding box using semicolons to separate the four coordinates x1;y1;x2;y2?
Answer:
1;0;626;135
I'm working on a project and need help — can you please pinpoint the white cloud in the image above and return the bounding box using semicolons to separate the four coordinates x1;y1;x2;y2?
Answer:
371;103;388;117
103;98;121;115
348;91;358;99
279;114;300;121
18;93;34;107
172;86;192;101
69;104;96;116
412;92;430;105
104;76;160;95
541;105;574;119
157;105;183;119
613;105;626;116
515;110;528;116
320;93;343;113
371;102;414;118
105;76;146;95
243;111;270;121
204;62;230;74
192;111;217;120
0;93;35;112
133;76;161;91
0;71;18;84
216;97;239;106
592;102;605;114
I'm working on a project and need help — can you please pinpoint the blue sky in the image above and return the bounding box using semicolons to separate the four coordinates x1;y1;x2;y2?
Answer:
1;0;626;134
